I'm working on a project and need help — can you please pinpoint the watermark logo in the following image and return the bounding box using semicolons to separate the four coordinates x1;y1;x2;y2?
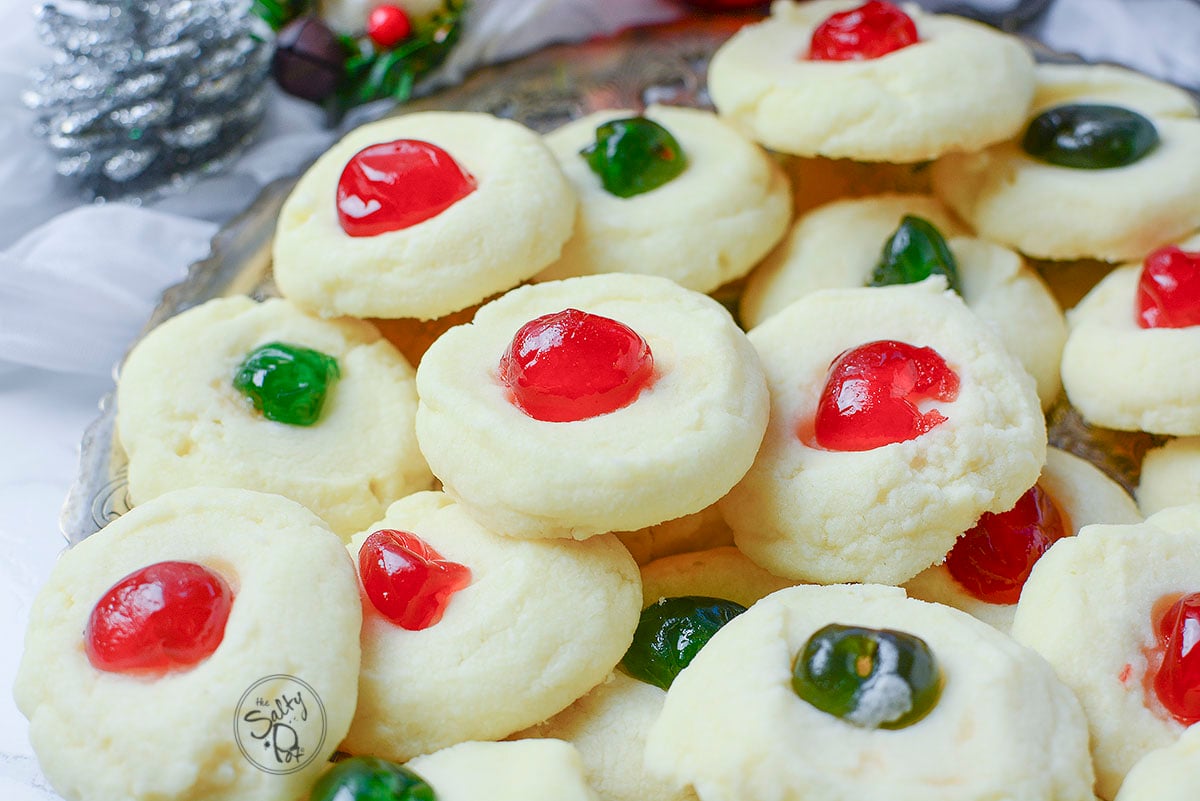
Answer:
234;674;327;774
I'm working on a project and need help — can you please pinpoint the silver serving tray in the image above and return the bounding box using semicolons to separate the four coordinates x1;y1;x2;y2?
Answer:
60;13;1165;546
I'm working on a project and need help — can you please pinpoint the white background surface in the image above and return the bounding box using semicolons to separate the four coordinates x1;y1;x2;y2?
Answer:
0;1;1197;798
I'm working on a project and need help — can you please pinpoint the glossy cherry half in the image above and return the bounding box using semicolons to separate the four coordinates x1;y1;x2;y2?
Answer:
359;529;471;631
85;561;233;673
367;4;412;49
812;340;959;451
808;0;919;62
944;483;1070;605
336;139;477;237
1136;246;1200;329
1151;592;1200;725
498;308;655;423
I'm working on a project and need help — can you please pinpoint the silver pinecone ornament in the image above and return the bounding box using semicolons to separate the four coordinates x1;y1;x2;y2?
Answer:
23;0;274;200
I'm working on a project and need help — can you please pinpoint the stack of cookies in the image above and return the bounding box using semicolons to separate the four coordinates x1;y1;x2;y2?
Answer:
16;2;1200;800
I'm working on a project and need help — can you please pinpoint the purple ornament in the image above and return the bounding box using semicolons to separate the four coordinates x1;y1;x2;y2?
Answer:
273;16;346;102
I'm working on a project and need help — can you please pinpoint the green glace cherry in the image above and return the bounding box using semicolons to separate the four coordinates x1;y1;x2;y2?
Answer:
233;341;340;426
620;595;746;690
792;623;942;730
1021;103;1159;169
309;756;436;801
869;215;963;295
580;117;688;198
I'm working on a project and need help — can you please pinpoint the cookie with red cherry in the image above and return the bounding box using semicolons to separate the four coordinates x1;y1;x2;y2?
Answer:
341;490;641;762
273;111;577;320
116;296;432;538
1060;234;1200;435
414;273;770;540
1011;504;1200;800
740;193;1067;409
14;487;362;801
933;64;1200;262
720;279;1046;585
707;0;1036;162
904;447;1142;633
535;104;792;294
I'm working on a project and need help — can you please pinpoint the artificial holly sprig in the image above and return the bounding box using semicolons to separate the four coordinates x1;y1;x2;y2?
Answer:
335;0;465;113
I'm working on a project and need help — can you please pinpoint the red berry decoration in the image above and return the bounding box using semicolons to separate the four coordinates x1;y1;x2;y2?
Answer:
944;484;1070;605
808;0;919;61
367;4;413;49
812;340;959;451
1136;246;1200;329
359;529;471;630
498;308;655;423
1151;592;1200;724
85;561;233;674
337;139;477;237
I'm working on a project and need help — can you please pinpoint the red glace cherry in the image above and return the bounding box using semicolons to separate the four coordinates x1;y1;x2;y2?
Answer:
498;308;655;423
336;139;477;237
85;561;233;673
812;340;959;451
1136;246;1200;329
359;529;471;630
808;0;919;61
1150;592;1200;724
944;484;1070;605
366;4;412;49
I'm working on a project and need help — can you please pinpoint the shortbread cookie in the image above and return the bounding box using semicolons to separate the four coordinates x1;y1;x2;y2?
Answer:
741;194;1066;408
1011;505;1200;799
904;447;1142;632
720;280;1046;584
342;491;641;761
415;273;770;540
615;506;734;566
536;105;791;293
116;296;431;538
14;488;361;801
1059;234;1200;435
1114;723;1200;801
933;64;1200;262
640;546;796;609
1138;437;1200;516
273;111;576;319
515;672;696;801
407;740;598;801
707;0;1035;161
644;583;1094;801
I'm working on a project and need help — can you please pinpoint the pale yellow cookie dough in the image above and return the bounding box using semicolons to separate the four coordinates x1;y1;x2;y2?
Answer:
514;672;696;801
14;488;362;801
1114;723;1200;801
904;447;1142;633
741;193;1066;408
640;546;797;609
615;505;734;566
116;296;432;538
406;740;598;801
932;64;1200;262
415;273;770;540
273;111;577;320
1138;437;1200;516
342;491;641;761
707;0;1035;162
1011;505;1200;800
644;583;1094;801
1060;234;1200;435
536;105;792;293
720;280;1046;584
